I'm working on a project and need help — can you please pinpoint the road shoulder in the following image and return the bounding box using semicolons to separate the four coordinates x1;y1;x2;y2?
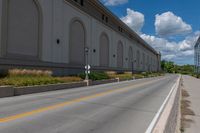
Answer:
182;75;200;133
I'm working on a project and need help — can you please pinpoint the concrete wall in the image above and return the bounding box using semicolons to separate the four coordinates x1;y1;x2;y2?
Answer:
0;0;161;75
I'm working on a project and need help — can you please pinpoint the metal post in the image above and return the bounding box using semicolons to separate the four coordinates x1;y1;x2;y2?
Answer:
84;47;89;86
132;61;134;76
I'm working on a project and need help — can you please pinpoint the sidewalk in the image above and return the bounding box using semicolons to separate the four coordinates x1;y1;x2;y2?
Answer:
182;75;200;133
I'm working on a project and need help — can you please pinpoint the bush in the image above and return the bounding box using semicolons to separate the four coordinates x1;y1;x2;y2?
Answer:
0;76;83;87
133;74;144;79
141;72;148;77
0;69;8;78
145;72;164;77
8;69;52;77
180;71;192;75
0;69;82;87
78;72;110;81
109;73;134;80
0;76;63;87
57;76;82;83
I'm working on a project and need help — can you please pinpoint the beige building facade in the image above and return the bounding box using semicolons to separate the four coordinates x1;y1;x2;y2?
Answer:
0;0;161;75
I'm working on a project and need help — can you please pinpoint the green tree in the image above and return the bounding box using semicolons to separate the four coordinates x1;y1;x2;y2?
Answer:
161;60;194;75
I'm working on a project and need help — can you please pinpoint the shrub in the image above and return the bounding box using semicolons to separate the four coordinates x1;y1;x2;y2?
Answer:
0;76;63;87
78;72;110;81
57;76;82;83
133;74;144;79
0;69;82;87
105;71;116;75
0;69;8;78
108;73;133;80
141;72;148;77
8;69;52;77
180;71;191;75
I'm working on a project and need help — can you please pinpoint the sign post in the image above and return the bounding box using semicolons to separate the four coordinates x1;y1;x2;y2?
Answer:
85;65;90;86
84;47;90;86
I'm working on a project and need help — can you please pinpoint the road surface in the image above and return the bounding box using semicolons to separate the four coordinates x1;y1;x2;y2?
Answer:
0;75;178;133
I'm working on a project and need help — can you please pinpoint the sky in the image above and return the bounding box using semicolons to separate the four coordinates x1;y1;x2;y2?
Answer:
100;0;200;65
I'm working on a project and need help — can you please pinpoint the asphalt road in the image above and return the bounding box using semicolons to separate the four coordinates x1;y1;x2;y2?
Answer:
0;75;178;133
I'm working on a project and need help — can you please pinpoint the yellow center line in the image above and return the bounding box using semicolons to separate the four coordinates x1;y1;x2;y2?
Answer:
0;78;165;123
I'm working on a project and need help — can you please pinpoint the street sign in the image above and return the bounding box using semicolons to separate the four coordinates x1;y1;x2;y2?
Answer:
85;65;91;70
85;70;90;74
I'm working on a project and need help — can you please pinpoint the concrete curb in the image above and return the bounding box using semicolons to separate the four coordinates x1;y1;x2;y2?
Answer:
146;75;181;133
176;85;182;133
89;79;118;86
0;79;120;98
0;76;163;98
0;86;14;98
14;82;87;96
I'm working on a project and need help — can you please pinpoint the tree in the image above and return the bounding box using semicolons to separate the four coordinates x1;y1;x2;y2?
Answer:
161;60;194;74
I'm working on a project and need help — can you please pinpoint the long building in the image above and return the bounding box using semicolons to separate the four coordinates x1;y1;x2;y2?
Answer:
195;36;200;74
0;0;161;75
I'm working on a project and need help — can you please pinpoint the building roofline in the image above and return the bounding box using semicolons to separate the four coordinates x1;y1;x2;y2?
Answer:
91;0;159;55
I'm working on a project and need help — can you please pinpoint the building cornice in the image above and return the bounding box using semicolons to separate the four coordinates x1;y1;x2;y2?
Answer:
65;0;159;55
90;0;159;55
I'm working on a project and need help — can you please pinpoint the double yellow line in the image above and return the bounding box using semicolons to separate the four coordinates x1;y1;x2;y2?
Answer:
0;78;164;123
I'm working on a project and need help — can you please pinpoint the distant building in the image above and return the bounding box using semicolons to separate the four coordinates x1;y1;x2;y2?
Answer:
0;0;161;75
195;36;200;74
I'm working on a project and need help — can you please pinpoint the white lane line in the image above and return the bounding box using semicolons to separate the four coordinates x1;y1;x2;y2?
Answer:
145;75;180;133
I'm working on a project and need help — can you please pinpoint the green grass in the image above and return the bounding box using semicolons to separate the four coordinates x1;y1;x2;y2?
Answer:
0;69;164;87
79;72;110;81
192;74;200;79
0;75;82;87
108;73;133;80
108;72;164;80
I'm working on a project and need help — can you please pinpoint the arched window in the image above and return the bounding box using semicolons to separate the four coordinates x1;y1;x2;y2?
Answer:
136;50;140;69
69;19;85;65
146;55;148;70
6;0;41;58
150;57;153;71
142;53;145;70
99;33;109;67
117;41;123;68
128;47;133;69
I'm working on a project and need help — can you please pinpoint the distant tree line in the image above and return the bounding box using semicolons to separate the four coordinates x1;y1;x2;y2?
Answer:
161;60;195;75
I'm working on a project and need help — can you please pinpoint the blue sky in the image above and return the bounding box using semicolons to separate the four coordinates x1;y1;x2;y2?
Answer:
100;0;200;65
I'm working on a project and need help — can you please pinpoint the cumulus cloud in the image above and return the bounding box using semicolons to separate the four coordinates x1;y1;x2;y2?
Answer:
155;12;192;36
121;8;144;33
101;5;197;64
141;31;200;63
101;0;128;6
119;9;197;64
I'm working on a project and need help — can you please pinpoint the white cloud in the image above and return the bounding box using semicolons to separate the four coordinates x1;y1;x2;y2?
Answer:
163;55;176;60
141;31;200;64
101;0;128;6
155;12;192;36
120;9;198;64
181;50;194;56
101;6;197;64
121;8;144;33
